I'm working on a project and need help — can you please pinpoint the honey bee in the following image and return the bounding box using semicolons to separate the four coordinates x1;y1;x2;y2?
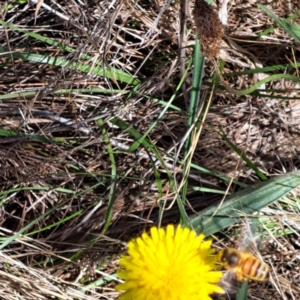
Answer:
217;247;270;282
216;222;270;295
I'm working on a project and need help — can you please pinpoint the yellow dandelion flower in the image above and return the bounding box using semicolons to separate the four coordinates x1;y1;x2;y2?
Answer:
116;225;224;300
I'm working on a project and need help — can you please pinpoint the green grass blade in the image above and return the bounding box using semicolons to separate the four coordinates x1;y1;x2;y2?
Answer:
181;39;205;206
0;20;139;85
3;0;28;10
236;282;248;300
189;39;204;127
0;186;76;198
26;209;84;236
0;88;125;100
220;129;268;181
111;117;189;225
257;12;300;37
225;73;300;95
0;201;65;250
0;128;70;144
258;4;300;41
97;119;117;232
222;62;300;77
190;171;300;236
0;49;137;84
128;58;192;153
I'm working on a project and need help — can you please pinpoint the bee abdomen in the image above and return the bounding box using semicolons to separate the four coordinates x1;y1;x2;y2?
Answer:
242;257;269;281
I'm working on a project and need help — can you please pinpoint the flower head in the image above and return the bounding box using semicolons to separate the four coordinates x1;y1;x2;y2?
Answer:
193;0;224;58
116;225;224;300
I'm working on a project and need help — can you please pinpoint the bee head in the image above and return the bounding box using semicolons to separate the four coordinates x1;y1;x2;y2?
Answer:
218;248;240;267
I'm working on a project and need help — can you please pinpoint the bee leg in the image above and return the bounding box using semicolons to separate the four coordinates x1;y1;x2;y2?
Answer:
235;272;246;282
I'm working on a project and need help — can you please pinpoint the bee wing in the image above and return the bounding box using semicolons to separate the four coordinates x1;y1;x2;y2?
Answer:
238;220;262;254
219;270;241;295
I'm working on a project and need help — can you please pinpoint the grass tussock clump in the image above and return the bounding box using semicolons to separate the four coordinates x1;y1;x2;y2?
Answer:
0;0;300;299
